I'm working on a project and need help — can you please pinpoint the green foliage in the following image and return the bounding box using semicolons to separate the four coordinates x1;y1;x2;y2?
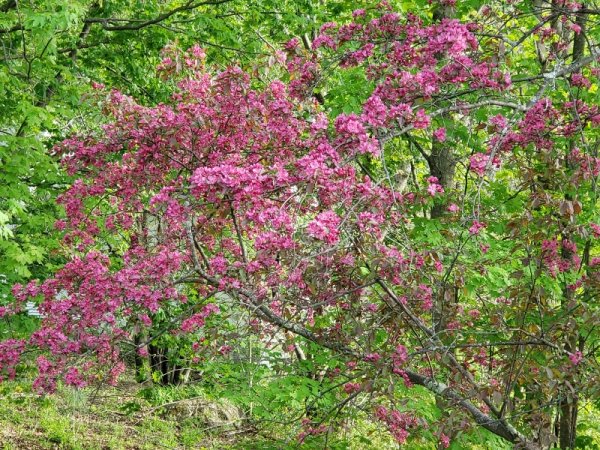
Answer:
0;314;39;341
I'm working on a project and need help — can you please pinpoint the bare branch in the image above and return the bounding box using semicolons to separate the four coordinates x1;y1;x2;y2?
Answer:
185;243;536;448
0;24;23;34
84;0;234;32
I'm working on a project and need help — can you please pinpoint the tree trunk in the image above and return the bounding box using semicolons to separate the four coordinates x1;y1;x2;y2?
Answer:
429;143;456;219
146;343;191;385
428;3;459;441
554;5;586;447
133;333;148;382
558;396;578;449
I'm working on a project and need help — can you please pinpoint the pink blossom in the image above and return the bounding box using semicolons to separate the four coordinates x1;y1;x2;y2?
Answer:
362;95;388;126
181;314;206;333
64;367;87;388
340;43;374;67
569;351;583;366
344;382;361;394
307;211;342;244
470;153;490;176
440;434;451;449
180;304;219;333
433;127;446;142
413;109;431;129
319;22;337;33
0;340;25;381
138;314;152;327
469;221;486;235
571;73;591;88
366;303;378;312
190;44;206;59
393;345;408;364
490;114;508;130
417;284;433;310
313;34;337;50
219;345;232;355
374;406;417;444
284;38;300;51
203;304;220;315
426;176;444;196
210;254;228;274
108;361;126;386
364;353;381;363
335;113;365;135
468;309;481;319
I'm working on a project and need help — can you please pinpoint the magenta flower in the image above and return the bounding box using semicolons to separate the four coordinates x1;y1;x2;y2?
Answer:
307;210;342;244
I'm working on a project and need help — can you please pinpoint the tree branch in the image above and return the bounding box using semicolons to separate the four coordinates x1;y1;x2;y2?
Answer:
0;24;23;34
545;48;600;80
380;99;528;144
184;231;535;447
249;287;533;447
84;0;233;32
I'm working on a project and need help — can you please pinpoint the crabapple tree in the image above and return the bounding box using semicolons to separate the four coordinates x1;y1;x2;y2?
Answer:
4;2;600;448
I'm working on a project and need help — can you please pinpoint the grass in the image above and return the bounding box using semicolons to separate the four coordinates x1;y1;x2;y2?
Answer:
0;377;209;450
0;373;402;450
0;373;328;450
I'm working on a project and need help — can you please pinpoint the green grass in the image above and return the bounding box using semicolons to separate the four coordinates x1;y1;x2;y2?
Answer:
0;378;199;450
0;374;397;450
0;375;303;450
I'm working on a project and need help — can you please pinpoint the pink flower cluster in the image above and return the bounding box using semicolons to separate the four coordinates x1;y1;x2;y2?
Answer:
427;176;444;196
0;340;25;381
417;284;433;310
469;153;500;177
469;221;486;235
374;406;418;444
297;418;328;443
568;351;583;366
180;304;220;333
344;382;361;394
541;238;581;277
307;211;342;244
433;127;447;142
